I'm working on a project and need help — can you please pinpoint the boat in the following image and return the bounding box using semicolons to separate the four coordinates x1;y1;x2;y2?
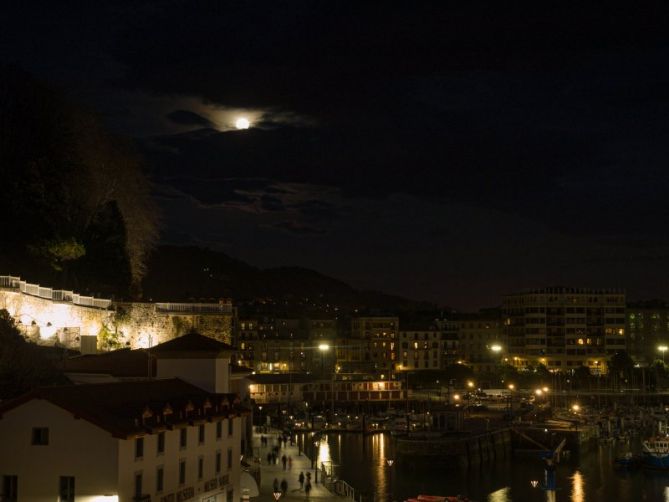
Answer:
614;452;642;469
642;421;669;469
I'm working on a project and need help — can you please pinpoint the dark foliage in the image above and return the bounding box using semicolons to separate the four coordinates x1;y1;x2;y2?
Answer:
0;65;158;297
0;310;69;400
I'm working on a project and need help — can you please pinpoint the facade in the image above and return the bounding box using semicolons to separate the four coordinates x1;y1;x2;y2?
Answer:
398;326;443;371
503;287;626;373
344;316;399;373
0;380;246;502
626;301;669;364
453;312;502;374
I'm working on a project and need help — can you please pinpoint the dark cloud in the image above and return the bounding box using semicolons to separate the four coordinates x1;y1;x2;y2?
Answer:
166;109;214;128
4;1;669;306
273;220;327;235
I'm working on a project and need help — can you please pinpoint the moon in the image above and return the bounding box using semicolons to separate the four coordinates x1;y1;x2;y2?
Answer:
235;117;250;129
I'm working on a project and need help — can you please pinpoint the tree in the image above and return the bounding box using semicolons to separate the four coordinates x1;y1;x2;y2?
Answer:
608;351;634;390
0;65;159;297
0;310;68;399
572;365;591;390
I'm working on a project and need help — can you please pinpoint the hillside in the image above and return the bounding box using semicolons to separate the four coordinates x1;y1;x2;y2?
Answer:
142;245;434;312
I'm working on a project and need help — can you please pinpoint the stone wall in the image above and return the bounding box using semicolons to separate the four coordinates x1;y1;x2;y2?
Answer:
0;286;234;352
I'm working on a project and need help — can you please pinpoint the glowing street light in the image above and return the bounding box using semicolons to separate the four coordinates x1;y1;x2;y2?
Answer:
490;344;502;353
535;389;543;396
467;381;475;388
507;384;515;391
659;345;668;364
572;404;580;412
318;343;330;352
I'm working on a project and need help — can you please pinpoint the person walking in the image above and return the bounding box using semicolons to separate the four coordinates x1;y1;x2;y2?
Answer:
288;456;293;470
267;452;272;465
298;471;305;490
305;480;312;499
280;478;288;494
273;478;279;493
282;454;287;470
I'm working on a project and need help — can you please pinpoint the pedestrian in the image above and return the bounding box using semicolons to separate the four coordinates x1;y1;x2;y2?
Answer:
273;478;279;492
298;471;305;490
281;478;288;494
282;454;287;470
288;456;293;470
272;452;277;465
305;480;312;498
267;452;272;465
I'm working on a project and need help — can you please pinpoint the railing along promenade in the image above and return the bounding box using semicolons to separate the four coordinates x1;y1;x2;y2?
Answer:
0;275;112;309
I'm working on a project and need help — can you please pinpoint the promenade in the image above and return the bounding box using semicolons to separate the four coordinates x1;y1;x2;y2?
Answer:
250;429;345;502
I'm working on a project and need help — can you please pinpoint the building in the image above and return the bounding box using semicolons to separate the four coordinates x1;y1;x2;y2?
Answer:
343;316;399;374
626;300;669;365
503;287;626;373
398;323;443;371
0;379;247;502
452;311;502;374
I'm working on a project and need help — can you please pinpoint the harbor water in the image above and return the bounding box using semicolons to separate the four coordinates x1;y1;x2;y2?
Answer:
297;432;669;501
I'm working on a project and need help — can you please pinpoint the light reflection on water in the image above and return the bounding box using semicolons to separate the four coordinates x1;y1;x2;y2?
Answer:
571;470;584;502
298;433;669;502
487;487;510;502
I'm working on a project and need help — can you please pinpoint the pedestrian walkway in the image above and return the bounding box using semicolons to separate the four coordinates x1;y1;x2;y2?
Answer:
250;429;344;502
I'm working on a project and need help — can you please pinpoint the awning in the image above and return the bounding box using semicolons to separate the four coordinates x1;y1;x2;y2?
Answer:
240;471;260;497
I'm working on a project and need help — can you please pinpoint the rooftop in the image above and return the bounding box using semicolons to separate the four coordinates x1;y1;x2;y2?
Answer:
0;379;246;439
152;331;234;358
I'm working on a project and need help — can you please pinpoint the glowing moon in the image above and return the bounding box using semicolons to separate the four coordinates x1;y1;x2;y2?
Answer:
235;117;250;129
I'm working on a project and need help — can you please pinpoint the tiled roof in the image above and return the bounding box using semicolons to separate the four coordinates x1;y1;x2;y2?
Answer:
63;349;154;377
0;379;247;439
152;332;234;357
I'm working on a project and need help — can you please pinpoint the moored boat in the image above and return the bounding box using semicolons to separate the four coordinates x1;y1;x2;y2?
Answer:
642;421;669;469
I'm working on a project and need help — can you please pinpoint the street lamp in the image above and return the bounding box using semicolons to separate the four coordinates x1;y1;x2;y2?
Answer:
659;345;668;364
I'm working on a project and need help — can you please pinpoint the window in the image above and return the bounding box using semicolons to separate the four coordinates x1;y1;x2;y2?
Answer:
198;457;204;480
32;427;49;445
134;473;143;498
156;467;164;492
216;451;222;474
59;476;75;502
227;448;233;469
180;429;187;449
199;424;205;444
2;475;18;502
216;421;222;439
135;437;144;459
157;432;165;455
228;419;233;436
179;459;186;485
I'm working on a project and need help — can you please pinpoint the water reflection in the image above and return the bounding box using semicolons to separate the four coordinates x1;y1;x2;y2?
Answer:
487;487;509;502
571;471;584;502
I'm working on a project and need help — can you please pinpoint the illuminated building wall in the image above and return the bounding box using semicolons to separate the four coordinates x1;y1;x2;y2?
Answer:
502;287;626;373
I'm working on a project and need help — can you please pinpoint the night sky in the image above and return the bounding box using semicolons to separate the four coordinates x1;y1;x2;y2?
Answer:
3;2;669;309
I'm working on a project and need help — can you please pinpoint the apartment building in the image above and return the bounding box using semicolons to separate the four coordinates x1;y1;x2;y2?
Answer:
453;311;502;374
503;287;626;373
626;300;669;365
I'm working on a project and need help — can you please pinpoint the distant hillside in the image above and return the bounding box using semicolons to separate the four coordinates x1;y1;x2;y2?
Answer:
142;245;434;312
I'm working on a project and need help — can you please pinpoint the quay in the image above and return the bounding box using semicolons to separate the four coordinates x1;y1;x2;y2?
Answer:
249;429;355;502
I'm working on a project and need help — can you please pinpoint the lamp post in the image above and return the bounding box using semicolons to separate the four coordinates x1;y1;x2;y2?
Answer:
313;440;320;481
659;345;668;364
